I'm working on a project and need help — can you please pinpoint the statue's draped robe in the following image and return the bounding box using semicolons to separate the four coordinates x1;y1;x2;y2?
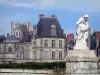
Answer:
74;17;89;50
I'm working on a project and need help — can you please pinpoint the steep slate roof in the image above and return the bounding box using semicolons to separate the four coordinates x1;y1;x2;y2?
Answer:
0;35;6;42
5;35;21;40
36;17;64;38
0;35;5;39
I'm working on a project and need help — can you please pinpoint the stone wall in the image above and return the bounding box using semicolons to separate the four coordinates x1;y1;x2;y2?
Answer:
0;69;100;75
0;69;53;75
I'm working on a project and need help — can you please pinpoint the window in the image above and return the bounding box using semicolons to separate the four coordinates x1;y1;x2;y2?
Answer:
21;47;24;51
19;32;21;36
0;44;1;53
20;52;24;59
33;42;36;47
52;40;56;48
59;40;62;48
52;51;55;59
44;40;48;47
14;32;16;36
44;51;48;60
8;46;12;53
51;25;56;35
59;52;62;59
98;49;100;56
16;32;18;36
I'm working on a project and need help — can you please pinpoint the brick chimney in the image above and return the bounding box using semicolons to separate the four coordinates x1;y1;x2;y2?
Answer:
39;14;44;20
11;22;14;34
28;22;32;32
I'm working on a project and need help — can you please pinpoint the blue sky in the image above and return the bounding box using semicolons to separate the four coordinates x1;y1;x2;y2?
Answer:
0;0;100;36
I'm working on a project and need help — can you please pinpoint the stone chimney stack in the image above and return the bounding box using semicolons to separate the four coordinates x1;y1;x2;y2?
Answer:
28;22;32;32
11;22;14;34
39;14;44;20
51;14;56;18
33;25;37;35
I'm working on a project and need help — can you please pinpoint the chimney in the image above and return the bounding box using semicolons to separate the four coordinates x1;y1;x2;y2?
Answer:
11;22;14;34
39;14;44;20
51;14;56;18
28;22;32;32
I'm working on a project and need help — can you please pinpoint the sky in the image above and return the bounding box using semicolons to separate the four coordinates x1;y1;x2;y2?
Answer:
0;0;100;36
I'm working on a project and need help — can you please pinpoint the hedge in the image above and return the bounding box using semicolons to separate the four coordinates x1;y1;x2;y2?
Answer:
0;62;66;69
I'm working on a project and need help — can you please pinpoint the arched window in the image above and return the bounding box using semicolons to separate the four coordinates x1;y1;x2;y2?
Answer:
8;46;12;53
51;25;56;35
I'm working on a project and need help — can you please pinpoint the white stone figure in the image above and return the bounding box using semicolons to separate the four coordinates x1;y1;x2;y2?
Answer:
74;14;89;50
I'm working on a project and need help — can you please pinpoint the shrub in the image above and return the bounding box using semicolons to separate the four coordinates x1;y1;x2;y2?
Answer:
0;62;66;69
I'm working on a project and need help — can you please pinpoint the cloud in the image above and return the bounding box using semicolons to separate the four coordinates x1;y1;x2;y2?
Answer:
0;0;100;12
0;0;56;9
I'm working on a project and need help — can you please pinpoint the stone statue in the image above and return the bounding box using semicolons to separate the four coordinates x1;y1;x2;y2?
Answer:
74;14;89;50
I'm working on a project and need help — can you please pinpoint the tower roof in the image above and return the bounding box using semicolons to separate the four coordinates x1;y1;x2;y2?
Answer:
36;17;64;38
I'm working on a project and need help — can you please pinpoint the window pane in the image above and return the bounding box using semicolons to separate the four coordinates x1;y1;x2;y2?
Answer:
59;40;62;48
16;32;18;36
0;44;1;53
8;47;12;53
19;32;21;36
51;25;56;35
20;52;24;59
52;51;55;59
44;40;48;47
52;40;56;48
44;51;48;60
59;52;62;59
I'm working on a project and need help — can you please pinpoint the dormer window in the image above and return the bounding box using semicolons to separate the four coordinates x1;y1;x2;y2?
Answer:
51;25;56;35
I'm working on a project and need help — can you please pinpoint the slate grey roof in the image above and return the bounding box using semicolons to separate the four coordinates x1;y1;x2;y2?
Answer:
0;35;6;41
36;17;64;38
5;35;21;40
0;35;5;39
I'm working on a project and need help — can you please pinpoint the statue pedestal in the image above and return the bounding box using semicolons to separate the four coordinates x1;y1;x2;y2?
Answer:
74;42;89;50
65;50;98;74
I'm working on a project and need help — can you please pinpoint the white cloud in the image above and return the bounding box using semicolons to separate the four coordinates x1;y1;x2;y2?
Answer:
0;0;100;12
0;0;56;9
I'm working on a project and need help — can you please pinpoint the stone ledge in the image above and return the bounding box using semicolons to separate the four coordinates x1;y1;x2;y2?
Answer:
65;50;97;62
66;56;97;62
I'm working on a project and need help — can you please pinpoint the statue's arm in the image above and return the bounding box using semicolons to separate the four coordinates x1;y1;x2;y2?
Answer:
76;18;83;25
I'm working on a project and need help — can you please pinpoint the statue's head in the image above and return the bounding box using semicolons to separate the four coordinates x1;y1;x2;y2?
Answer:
84;14;89;21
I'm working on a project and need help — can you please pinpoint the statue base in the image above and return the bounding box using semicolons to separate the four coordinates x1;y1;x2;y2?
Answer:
65;50;99;74
74;43;89;50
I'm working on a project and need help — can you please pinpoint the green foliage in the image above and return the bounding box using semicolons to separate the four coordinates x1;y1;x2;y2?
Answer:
0;62;66;69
